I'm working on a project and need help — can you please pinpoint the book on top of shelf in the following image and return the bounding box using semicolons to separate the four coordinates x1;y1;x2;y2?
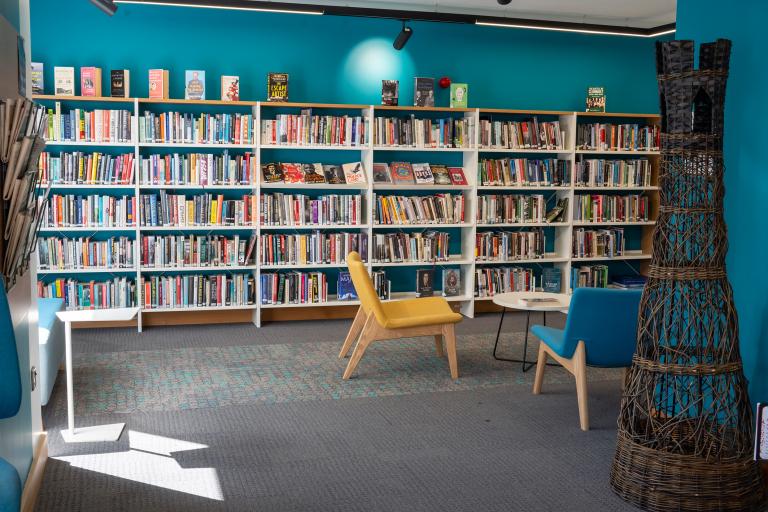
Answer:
302;163;326;184
414;77;435;107
442;268;461;297
412;163;434;184
54;66;75;96
185;70;206;100
110;69;130;98
342;162;366;184
450;83;468;108
390;162;414;184
262;162;283;183
323;164;346;184
221;75;240;101
372;162;392;183
381;80;399;106
337;271;357;301
148;69;169;99
542;268;562;293
431;165;452;185
586;86;606;112
282;162;304;184
267;72;289;101
448;167;468;186
80;67;102;97
416;269;434;297
31;62;44;94
611;275;647;289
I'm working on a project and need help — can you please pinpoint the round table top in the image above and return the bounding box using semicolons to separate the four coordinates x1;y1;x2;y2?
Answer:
491;291;571;312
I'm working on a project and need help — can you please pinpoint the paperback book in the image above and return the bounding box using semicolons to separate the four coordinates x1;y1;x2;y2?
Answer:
262;162;283;183
416;269;434;297
442;268;461;297
381;80;399;106
338;272;358;301
431;164;452;185
323;164;346;184
221;75;240;101
412;163;434;184
390;162;414;184
586;86;606;112
282;162;304;184
542;268;562;293
110;69;130;97
302;163;326;184
414;77;435;107
148;69;169;99
267;72;289;101
448;167;468;185
342;162;366;184
80;67;102;97
450;83;468;108
54;66;75;96
372;163;392;183
185;70;206;100
31;62;43;94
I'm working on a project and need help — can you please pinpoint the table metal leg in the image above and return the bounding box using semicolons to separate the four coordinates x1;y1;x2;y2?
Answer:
493;308;559;372
65;320;74;436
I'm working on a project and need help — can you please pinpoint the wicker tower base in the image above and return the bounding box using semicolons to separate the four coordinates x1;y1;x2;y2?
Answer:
610;39;766;512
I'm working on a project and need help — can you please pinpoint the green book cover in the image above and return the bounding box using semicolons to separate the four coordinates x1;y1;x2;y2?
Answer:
450;83;468;108
586;86;605;112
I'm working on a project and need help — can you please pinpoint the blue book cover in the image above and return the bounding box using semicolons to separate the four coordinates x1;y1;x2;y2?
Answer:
337;272;357;301
149;194;158;226
185;70;206;100
542;268;561;293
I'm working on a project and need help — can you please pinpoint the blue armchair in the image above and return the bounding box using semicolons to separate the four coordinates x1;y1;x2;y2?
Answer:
531;288;642;431
0;283;22;512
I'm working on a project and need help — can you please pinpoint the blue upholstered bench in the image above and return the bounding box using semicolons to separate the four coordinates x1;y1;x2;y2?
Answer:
38;297;65;406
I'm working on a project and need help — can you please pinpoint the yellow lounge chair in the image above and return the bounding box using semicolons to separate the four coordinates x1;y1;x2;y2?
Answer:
339;252;463;380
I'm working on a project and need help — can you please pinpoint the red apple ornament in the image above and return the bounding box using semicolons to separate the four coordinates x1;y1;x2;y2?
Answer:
439;77;451;89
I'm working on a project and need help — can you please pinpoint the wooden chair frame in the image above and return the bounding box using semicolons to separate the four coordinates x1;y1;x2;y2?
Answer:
339;307;459;380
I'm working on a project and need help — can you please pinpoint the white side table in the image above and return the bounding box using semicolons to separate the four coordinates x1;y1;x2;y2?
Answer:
56;307;140;443
491;292;570;372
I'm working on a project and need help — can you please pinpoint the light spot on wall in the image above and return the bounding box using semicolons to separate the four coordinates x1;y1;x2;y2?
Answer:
342;38;415;101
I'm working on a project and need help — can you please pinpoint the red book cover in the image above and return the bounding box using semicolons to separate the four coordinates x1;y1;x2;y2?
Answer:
448;167;468;185
281;163;304;184
389;162;414;184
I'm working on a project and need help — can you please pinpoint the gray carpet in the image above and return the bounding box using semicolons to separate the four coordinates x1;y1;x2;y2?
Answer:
36;312;640;512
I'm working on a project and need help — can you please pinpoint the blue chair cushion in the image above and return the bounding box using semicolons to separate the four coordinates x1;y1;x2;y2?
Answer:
0;457;21;512
531;325;569;357
38;297;63;332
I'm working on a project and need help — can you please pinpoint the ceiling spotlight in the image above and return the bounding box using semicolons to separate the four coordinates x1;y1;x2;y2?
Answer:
393;21;413;50
90;0;118;15
497;0;512;4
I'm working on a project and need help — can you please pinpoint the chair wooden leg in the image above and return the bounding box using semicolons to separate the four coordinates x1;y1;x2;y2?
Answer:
443;324;459;379
532;343;548;395
573;341;589;431
339;307;367;359
342;315;376;380
434;334;444;357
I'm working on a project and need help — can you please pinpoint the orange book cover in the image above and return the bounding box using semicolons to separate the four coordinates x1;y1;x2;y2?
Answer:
149;69;169;99
80;67;102;97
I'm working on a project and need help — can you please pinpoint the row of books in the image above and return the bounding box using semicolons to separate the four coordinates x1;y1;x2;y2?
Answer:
478;118;565;150
573;194;650;223
141;274;257;309
572;228;625;258
574;159;652;188
260;114;368;146
372;193;465;225
476;194;547;224
42;194;136;228
140;192;257;227
338;268;462;300
474;267;535;297
372;116;475;148
372;162;467;185
262;162;366;185
260;272;328;305
338;270;391;300
260;232;366;266
576;123;660;152
478;158;571;187
475;230;546;261
140;152;256;186
39;152;135;185
370;231;451;263
37;277;135;310
141;234;257;268
44;105;132;143
260;193;363;226
571;265;609;289
139;112;255;145
37;236;135;270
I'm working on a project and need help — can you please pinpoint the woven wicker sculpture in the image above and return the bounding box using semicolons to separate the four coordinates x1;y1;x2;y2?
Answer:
610;39;766;512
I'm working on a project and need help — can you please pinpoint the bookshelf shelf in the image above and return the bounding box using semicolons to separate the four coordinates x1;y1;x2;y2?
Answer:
138;98;258;107
38;267;137;274
44;183;135;189
374;105;475;113
138;142;253;148
478;147;571;154
139;265;258;272
475;256;569;264
371;258;473;267
260;182;367;190
33;94;134;103
139;225;256;231
574;186;660;191
259;224;366;230
373;184;473;191
372;145;474;152
476;222;569;228
260;298;359;309
572;221;656;226
259;262;350;270
572;253;652;262
143;304;259;313
139;184;254;190
575;149;661;155
476;185;571;191
576;111;660;119
44;141;135;147
39;226;136;233
372;223;471;229
261;101;369;109
261;144;366;151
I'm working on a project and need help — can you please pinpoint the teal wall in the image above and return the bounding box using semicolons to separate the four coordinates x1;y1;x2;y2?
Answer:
30;0;662;112
0;0;20;31
677;0;767;403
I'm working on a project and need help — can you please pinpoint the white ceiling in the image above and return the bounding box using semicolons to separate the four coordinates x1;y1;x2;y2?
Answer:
273;0;676;28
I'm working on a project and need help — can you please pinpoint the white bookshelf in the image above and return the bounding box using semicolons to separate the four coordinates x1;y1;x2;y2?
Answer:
33;95;659;329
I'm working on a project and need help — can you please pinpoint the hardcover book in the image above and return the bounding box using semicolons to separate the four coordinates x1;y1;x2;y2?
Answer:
416;269;434;297
414;77;435;107
372;162;392;183
430;164;452;185
337;272;358;301
542;268;562;293
281;162;304;184
31;62;44;94
412;163;434;184
262;162;283;183
342;162;366;184
185;70;206;100
381;80;399;106
302;163;326;184
221;75;240;101
442;268;461;297
148;69;169;99
450;83;468;108
54;66;75;96
448;167;468;185
586;86;606;112
390;162;414;184
110;69;130;97
545;198;568;223
80;67;102;97
323;164;346;184
267;72;289;101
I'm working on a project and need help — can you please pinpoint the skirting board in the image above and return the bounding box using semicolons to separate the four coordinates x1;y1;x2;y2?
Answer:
20;432;47;512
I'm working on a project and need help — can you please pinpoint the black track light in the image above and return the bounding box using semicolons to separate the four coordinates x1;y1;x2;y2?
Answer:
393;21;412;50
90;0;118;15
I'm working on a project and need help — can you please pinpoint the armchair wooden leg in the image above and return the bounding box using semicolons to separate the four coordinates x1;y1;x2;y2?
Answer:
573;341;589;431
342;315;376;380
434;334;444;357
339;307;367;359
533;343;548;395
443;324;459;379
